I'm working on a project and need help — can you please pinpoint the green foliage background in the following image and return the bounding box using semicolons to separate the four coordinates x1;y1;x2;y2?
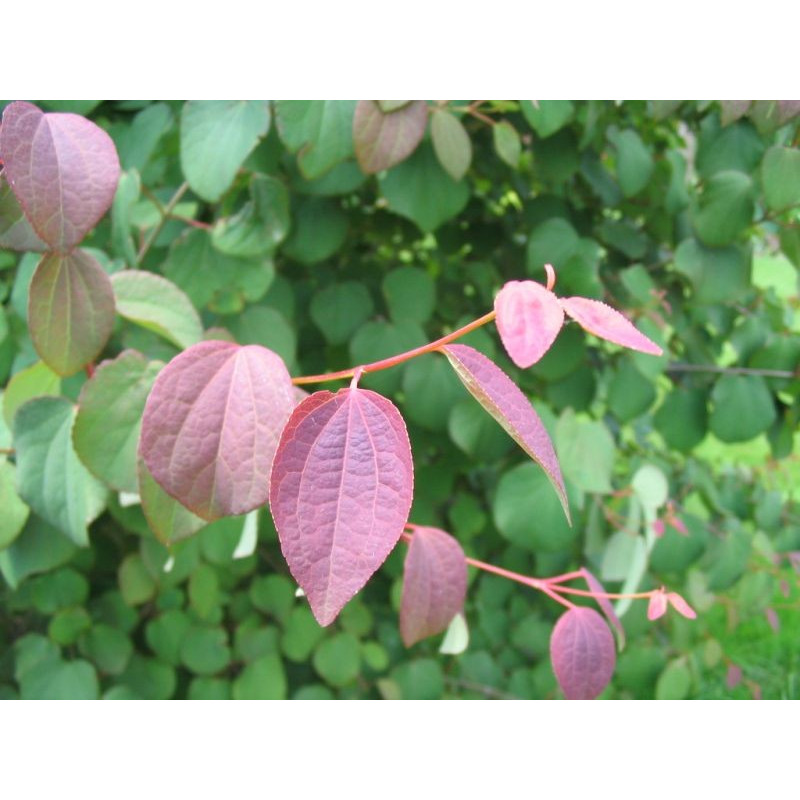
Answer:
1;100;799;699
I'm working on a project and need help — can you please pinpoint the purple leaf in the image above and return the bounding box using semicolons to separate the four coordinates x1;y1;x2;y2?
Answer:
580;568;625;649
0;101;120;251
726;663;742;689
28;250;116;376
494;280;564;368
550;606;616;700
269;387;413;626
400;526;467;647
560;296;663;356
139;340;295;520
442;344;569;521
353;100;428;174
0;171;48;251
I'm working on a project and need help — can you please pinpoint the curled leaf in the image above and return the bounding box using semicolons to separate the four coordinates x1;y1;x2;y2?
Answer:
494;280;564;368
400;526;467;647
560;296;663;356
270;387;413;626
139;340;295;520
550;606;615;700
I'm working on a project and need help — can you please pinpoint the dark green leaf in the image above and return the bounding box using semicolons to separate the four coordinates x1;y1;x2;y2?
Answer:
709;374;777;442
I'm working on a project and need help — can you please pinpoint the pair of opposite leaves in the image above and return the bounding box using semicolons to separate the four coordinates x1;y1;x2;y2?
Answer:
140;272;661;636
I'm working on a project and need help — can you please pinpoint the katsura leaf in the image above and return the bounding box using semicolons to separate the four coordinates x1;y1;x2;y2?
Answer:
353;100;428;174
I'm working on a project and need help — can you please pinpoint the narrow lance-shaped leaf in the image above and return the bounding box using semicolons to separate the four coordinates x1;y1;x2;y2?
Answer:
269;387;414;626
73;351;163;494
0;101;120;251
559;296;663;356
550;607;616;700
14;397;107;547
353;100;428;174
110;270;203;350
494;280;564;368
400;526;468;647
441;344;569;521
140;340;295;520
28;250;116;376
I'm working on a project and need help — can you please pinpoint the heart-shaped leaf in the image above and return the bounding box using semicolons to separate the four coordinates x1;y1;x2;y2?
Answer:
14;397;107;546
269;387;414;626
559;296;663;356
73;351;163;493
494;280;564;368
353;100;428;174
441;344;569;520
111;270;203;350
28;250;116;376
550;606;615;700
140;340;295;520
0;101;120;251
400;526;467;647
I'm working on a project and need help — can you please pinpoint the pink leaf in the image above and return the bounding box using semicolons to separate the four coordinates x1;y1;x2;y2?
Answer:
765;607;780;633
269;387;413;626
140;340;295;521
652;519;666;537
647;590;668;621
28;250;116;376
668;516;688;535
0;101;120;251
559;296;663;356
353;100;428;174
580;568;625;649
550;607;616;700
666;592;697;620
494;280;564;368
726;663;742;690
400;526;467;647
441;344;569;521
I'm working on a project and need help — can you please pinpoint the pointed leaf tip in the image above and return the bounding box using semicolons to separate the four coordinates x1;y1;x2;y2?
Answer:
647;590;668;621
667;592;697;620
442;344;569;522
560;296;663;356
139;340;295;521
550;607;615;700
400;526;467;647
494;280;564;368
270;388;413;626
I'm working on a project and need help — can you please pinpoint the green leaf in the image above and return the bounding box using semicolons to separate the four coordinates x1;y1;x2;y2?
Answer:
2;361;60;428
761;146;800;211
310;281;374;345
282;196;348;264
493;121;522;168
607;360;656;422
14;397;107;546
118;553;156;606
281;606;326;663
249;574;297;623
116;102;174;172
709;374;777;442
673;238;751;304
0;516;77;589
73;351;162;493
402;355;465;431
232;654;287;699
492;462;577;553
111;271;203;350
389;658;444;699
0;460;29;550
228;306;296;368
180;626;231;675
379;141;469;233
609;129;654;198
691;170;754;246
145;609;192;666
212;174;291;257
696;119;764;179
79;624;133;675
188;678;231;700
28;250;116;376
48;607;92;645
654;387;708;452
431;110;472;181
111;169;141;266
30;567;88;613
353;100;428;174
20;658;99;700
520;100;574;138
117;655;175;699
313;632;361;688
274;100;357;180
180;101;271;202
0;172;48;251
555;409;615;494
526;217;579;274
655;659;692;700
189;564;220;620
349;320;427;395
448;399;514;462
382;267;436;325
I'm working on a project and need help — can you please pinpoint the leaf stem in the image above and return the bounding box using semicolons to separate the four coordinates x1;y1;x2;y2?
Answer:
0;448;15;456
136;182;189;266
292;310;497;386
667;363;797;379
